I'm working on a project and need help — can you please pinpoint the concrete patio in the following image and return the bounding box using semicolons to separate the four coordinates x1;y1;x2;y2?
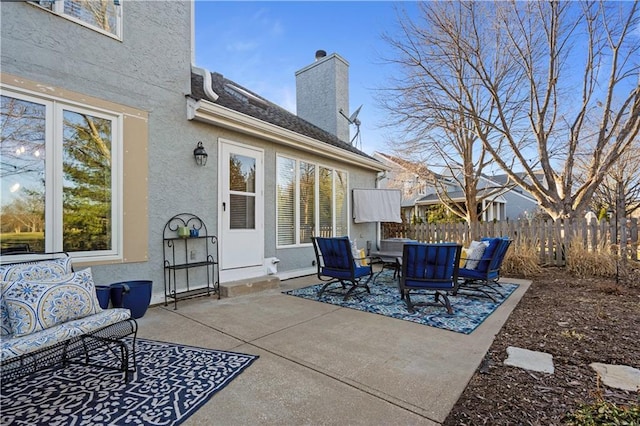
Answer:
136;274;531;425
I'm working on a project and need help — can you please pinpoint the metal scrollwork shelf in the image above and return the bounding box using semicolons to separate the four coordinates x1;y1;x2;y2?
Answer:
163;213;220;310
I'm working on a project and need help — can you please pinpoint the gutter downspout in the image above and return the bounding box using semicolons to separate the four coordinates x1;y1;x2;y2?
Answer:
191;66;219;102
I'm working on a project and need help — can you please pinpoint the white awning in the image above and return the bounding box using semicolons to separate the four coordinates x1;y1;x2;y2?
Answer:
353;189;402;223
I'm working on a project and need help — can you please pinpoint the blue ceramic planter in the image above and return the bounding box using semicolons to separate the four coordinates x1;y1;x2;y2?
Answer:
110;280;152;319
95;286;111;309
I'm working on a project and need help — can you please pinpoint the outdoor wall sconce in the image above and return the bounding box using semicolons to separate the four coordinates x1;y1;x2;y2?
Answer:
193;141;208;166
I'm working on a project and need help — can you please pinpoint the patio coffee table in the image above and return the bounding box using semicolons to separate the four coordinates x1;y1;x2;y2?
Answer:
369;238;416;285
369;250;402;285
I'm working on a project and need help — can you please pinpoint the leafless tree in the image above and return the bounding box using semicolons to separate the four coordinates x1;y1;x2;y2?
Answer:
379;3;511;232
589;139;640;217
380;1;640;221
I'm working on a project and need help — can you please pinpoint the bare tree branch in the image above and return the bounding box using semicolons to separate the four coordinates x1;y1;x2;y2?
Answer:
379;1;640;221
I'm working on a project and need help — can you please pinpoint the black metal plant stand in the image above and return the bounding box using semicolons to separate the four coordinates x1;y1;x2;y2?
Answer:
163;213;220;310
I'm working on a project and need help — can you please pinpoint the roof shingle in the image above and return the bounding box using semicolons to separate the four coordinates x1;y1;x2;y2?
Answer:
190;72;377;162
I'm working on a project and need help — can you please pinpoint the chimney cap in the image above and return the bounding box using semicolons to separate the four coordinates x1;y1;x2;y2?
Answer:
315;50;327;60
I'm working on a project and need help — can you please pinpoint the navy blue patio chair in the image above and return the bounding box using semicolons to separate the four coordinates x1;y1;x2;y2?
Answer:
312;236;373;300
456;237;512;301
399;243;462;314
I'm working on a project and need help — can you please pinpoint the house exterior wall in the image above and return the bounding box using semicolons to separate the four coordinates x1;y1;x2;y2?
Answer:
1;1;379;303
1;1;209;302
373;154;424;206
502;191;539;221
197;124;378;280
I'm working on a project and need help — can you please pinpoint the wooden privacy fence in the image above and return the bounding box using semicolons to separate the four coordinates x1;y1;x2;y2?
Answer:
382;218;639;266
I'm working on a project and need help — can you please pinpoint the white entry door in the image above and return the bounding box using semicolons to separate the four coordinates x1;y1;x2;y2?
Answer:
219;141;264;270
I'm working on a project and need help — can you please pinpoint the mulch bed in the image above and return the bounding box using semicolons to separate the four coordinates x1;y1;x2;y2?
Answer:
444;264;640;425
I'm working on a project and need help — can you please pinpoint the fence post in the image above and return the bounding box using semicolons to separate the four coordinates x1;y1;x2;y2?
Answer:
620;217;628;263
630;218;638;261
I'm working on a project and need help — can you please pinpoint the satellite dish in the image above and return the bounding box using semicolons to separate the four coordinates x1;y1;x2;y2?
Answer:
339;105;363;149
349;105;362;149
349;105;362;125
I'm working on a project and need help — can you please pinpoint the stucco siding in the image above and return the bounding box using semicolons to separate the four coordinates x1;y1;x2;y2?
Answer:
1;1;197;299
1;1;380;303
207;126;378;276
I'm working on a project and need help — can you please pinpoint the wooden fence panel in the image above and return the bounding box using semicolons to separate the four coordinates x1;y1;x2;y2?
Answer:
381;218;638;266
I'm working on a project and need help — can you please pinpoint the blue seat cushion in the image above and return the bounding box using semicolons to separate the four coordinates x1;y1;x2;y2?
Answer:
481;237;501;256
476;238;501;272
459;267;499;281
403;279;456;290
404;244;458;278
322;265;372;280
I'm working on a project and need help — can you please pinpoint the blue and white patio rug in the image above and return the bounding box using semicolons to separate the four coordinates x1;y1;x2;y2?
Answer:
0;338;258;426
283;270;518;334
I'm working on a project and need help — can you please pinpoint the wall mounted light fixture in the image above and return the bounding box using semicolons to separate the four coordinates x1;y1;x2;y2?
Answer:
193;141;208;166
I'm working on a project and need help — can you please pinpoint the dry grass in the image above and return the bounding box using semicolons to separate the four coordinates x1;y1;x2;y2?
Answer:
565;239;617;278
502;241;542;277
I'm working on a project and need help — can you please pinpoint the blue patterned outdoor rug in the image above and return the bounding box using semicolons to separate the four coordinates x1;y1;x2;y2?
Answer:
0;338;258;425
283;270;518;334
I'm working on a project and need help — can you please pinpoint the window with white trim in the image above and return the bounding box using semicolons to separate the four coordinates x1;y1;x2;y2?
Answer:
30;0;122;39
276;155;348;247
0;89;121;257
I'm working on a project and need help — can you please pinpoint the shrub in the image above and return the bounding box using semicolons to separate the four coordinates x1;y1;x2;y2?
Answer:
566;239;617;278
564;400;640;425
502;241;541;277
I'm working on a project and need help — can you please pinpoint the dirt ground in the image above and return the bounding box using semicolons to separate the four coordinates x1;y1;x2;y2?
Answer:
443;263;640;425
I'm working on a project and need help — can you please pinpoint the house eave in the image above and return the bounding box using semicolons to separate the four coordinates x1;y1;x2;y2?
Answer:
415;197;465;206
415;194;507;206
187;98;385;172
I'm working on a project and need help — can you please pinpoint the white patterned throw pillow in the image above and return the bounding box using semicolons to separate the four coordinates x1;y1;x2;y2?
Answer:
464;240;488;270
0;256;73;337
3;268;103;337
0;256;73;281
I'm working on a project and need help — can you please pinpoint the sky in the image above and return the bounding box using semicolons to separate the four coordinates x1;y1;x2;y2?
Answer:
194;1;420;156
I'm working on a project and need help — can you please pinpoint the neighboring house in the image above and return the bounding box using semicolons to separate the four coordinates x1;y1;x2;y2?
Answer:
374;152;538;222
489;173;542;221
373;152;436;222
0;1;384;303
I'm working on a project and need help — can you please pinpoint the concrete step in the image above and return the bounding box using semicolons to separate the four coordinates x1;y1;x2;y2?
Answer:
220;275;281;298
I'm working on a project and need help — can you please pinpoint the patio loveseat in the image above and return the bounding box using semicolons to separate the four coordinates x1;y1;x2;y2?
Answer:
0;253;138;383
456;237;512;301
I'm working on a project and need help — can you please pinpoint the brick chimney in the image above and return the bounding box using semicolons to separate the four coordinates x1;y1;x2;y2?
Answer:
295;50;350;143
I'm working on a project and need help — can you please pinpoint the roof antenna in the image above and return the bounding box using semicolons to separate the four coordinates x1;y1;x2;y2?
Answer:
339;105;363;150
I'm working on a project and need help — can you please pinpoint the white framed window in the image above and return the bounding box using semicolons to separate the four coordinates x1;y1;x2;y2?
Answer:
276;155;348;247
417;180;427;196
1;88;122;259
30;0;123;39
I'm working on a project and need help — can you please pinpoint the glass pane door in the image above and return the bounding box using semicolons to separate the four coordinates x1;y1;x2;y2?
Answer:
229;154;256;230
